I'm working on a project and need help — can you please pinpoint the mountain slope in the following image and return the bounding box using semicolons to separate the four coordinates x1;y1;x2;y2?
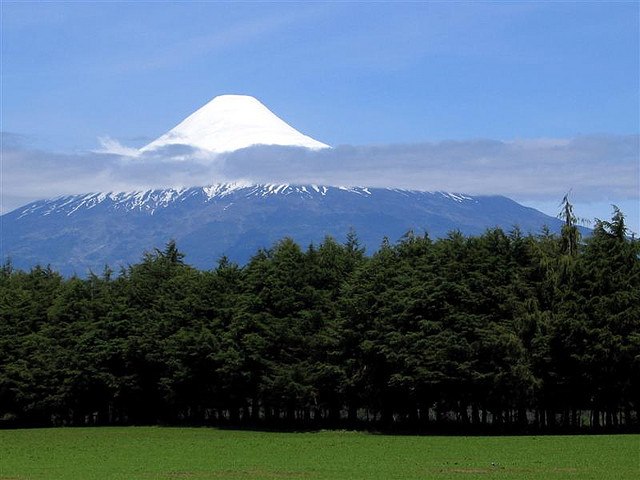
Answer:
139;95;330;154
2;184;567;275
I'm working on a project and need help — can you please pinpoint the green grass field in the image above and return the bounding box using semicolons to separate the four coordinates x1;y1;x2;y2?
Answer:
0;427;637;479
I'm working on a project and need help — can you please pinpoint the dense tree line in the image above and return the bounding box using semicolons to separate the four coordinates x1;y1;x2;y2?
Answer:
1;204;638;432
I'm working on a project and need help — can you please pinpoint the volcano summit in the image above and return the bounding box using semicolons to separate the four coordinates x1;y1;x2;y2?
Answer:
139;94;330;155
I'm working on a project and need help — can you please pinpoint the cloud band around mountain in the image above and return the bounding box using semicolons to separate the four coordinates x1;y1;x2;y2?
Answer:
2;133;638;227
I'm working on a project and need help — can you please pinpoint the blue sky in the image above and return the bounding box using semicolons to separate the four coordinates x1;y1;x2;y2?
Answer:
2;1;639;231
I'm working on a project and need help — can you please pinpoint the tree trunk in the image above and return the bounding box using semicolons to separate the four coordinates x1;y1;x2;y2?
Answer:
471;404;480;425
592;408;600;429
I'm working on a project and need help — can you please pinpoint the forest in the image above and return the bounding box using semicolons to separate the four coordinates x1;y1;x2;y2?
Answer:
1;203;638;432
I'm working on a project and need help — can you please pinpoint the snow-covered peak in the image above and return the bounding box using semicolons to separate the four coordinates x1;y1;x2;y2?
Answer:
139;95;330;154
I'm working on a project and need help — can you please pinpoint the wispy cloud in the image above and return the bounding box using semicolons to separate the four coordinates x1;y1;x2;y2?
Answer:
110;7;324;74
95;136;141;157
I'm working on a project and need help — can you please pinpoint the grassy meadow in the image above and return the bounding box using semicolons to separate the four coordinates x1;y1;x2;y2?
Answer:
0;427;638;479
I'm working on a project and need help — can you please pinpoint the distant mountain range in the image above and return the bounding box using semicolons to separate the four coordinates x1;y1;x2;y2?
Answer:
1;95;571;275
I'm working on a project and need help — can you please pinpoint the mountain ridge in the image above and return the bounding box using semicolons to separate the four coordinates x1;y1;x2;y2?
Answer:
2;183;571;275
10;183;479;218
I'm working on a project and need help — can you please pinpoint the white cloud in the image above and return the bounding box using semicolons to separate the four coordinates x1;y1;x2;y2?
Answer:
95;136;141;157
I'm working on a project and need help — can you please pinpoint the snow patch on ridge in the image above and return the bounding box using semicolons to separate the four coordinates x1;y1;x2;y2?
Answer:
203;181;252;199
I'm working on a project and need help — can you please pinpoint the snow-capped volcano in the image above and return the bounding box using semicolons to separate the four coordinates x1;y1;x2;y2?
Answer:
139;95;330;154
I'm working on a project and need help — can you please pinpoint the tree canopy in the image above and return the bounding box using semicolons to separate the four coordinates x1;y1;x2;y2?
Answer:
1;208;638;432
